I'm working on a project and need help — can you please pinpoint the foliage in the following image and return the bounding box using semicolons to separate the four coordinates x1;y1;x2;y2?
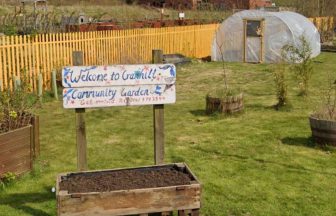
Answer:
2;24;17;36
0;172;16;190
282;35;314;96
0;70;38;133
1;172;16;184
272;62;290;109
312;71;336;121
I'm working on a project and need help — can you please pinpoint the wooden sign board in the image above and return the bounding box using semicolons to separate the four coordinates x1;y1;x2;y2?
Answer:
62;64;176;109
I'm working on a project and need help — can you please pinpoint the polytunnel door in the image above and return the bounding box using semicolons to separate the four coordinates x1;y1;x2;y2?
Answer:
243;19;264;63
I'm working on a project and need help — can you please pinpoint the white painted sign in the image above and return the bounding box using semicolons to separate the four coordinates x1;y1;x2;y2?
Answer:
62;64;176;109
62;64;176;88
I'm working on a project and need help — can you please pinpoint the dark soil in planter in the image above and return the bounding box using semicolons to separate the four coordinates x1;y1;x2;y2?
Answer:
60;165;193;193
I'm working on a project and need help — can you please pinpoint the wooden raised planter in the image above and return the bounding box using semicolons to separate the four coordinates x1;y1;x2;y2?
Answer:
0;116;40;177
309;116;336;146
56;163;201;216
206;93;244;114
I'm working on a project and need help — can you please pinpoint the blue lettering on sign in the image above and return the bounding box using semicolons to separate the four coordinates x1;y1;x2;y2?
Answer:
121;87;149;97
64;88;117;100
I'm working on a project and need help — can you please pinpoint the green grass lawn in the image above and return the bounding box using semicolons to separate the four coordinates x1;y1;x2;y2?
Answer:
1;52;336;216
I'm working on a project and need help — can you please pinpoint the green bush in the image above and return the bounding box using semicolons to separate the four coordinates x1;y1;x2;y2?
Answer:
273;63;289;109
312;72;336;121
0;172;16;190
2;24;17;36
0;70;38;133
282;35;313;96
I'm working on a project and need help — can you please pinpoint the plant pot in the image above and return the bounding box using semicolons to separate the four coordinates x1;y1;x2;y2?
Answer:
0;116;40;177
309;115;336;146
56;163;201;216
206;93;244;114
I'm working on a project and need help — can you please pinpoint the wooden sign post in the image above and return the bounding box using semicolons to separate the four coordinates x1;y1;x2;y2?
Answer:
73;51;88;171
65;50;176;170
152;50;164;165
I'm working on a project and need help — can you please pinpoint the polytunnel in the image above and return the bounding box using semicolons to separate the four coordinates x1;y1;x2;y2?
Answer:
211;10;321;63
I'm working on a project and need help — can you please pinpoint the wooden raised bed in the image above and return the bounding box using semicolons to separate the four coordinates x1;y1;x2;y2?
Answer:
309;116;336;146
0;116;40;177
56;163;201;216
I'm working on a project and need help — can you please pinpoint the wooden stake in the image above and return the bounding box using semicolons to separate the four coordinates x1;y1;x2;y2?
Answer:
152;49;165;165
38;74;43;103
73;51;88;171
14;76;21;90
51;69;58;100
31;116;40;158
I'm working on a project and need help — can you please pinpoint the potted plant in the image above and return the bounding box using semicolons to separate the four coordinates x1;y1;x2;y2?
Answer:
0;72;40;177
206;33;243;115
309;73;336;146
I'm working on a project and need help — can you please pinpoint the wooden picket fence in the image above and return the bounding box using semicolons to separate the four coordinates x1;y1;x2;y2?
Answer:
0;24;219;91
309;16;334;32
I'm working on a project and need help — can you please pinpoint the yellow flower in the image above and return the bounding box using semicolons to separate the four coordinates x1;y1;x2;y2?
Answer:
9;110;17;119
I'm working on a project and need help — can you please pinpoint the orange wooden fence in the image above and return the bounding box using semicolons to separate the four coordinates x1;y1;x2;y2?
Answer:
309;16;334;32
0;24;219;91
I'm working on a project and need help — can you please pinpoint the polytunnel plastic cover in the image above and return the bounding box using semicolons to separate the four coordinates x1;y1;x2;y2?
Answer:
211;10;321;63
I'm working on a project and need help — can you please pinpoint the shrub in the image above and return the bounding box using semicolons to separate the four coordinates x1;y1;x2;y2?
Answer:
0;70;38;133
273;63;289;109
312;72;336;121
2;24;17;36
282;35;314;96
0;172;16;190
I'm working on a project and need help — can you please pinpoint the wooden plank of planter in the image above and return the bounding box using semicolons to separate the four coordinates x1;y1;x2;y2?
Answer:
0;133;31;154
0;155;31;176
56;163;201;216
0;126;32;177
0;145;30;164
0;126;31;147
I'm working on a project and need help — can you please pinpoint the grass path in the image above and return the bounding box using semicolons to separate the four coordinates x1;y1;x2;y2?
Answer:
1;53;336;216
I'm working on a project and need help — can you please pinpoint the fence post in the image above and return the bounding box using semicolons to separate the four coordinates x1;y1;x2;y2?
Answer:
73;51;88;171
14;76;21;90
51;69;58;100
152;49;165;165
38;74;43;103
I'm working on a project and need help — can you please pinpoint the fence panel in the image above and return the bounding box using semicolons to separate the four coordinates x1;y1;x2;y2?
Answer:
309;16;335;32
0;24;219;91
